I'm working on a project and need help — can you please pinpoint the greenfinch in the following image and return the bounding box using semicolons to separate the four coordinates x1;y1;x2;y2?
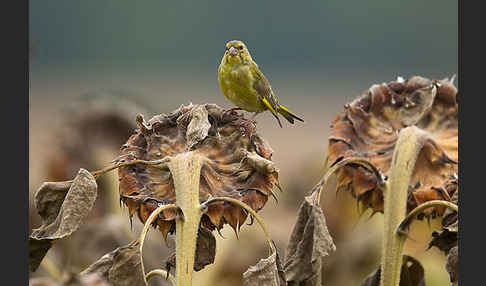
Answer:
218;40;304;127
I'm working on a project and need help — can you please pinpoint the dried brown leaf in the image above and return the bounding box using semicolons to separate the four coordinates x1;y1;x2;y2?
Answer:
442;184;459;233
180;104;211;150
165;227;216;272
283;195;336;285
28;238;53;273
429;187;458;284
429;182;458;254
29;169;97;272
33;180;73;224
243;249;286;286
360;255;425;286
193;227;217;271
81;242;146;286
445;246;458;286
428;230;457;254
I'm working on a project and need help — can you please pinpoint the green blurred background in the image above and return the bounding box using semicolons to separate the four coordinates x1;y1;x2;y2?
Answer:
29;1;457;285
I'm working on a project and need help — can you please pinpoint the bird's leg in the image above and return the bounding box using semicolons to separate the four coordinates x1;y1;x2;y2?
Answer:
237;112;258;138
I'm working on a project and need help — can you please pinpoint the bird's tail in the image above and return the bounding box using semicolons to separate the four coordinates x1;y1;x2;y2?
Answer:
277;104;304;124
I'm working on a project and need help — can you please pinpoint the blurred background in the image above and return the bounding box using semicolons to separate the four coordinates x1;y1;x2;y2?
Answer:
29;1;457;285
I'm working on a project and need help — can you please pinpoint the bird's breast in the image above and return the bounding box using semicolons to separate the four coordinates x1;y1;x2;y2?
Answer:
218;65;265;112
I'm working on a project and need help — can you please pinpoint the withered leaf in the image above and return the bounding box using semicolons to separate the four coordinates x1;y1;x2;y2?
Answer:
194;227;217;271
437;189;458;285
28;238;53;273
398;85;436;126
165;227;216;272
30;169;97;272
360;255;425;286
283;195;336;285
442;187;458;233
429;185;458;254
34;180;73;225
81;242;146;286
243;249;286;286
428;230;457;254
181;104;211;150
445;246;458;286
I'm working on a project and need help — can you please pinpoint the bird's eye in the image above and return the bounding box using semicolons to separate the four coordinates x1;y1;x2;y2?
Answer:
238;46;243;50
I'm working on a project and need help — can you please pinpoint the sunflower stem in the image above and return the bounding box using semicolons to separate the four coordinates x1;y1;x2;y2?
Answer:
169;153;206;286
380;126;427;286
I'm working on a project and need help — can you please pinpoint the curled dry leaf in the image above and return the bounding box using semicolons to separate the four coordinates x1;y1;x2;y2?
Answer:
360;255;425;286
29;169;97;272
328;76;458;217
429;185;458;285
445;246;458;286
81;242;146;286
116;103;280;239
283;194;336;285
429;181;459;254
165;227;216;272
442;181;459;234
242;249;286;286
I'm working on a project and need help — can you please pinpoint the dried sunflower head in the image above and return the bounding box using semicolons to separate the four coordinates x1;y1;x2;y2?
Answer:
116;104;280;240
328;76;458;217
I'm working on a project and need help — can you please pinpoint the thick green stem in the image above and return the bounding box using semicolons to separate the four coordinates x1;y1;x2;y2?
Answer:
169;153;206;286
380;126;427;286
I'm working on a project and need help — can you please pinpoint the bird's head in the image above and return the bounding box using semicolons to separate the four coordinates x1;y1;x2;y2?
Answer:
222;40;253;65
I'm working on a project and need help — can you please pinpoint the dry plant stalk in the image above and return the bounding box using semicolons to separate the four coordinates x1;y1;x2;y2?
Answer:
381;126;427;286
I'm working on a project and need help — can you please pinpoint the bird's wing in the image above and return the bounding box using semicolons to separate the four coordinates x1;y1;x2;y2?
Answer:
250;62;279;114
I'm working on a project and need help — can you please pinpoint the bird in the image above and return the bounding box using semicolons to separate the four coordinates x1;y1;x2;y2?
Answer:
218;40;304;127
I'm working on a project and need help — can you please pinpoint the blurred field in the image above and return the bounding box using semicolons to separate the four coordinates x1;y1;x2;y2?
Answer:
29;66;452;285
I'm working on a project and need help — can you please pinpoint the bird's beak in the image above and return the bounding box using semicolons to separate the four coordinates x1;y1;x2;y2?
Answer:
228;46;238;56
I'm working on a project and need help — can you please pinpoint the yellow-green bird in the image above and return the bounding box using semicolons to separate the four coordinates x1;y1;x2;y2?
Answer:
218;40;304;127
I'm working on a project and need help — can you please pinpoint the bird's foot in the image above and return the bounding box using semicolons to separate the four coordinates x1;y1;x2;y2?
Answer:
236;117;257;138
223;107;243;117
